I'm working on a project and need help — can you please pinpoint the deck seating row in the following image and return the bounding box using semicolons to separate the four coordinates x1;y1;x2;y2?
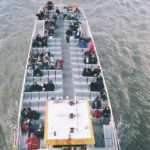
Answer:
26;76;63;84
28;70;62;77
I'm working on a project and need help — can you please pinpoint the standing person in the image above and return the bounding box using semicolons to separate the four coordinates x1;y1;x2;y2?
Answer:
66;27;73;43
26;133;39;150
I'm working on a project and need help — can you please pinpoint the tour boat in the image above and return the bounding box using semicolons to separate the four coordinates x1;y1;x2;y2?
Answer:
13;1;120;150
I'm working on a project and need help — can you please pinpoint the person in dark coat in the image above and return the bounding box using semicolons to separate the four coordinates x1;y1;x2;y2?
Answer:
21;106;32;120
30;82;42;92
96;75;104;93
89;52;97;64
44;80;55;91
90;79;99;91
42;36;47;47
82;66;92;76
66;27;73;43
36;10;44;20
47;1;54;10
92;96;101;109
101;92;107;101
35;124;44;139
48;27;54;36
74;27;81;39
33;34;43;47
92;65;101;77
102;106;111;118
33;66;43;77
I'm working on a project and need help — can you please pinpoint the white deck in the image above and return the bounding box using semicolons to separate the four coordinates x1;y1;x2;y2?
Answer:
47;100;92;140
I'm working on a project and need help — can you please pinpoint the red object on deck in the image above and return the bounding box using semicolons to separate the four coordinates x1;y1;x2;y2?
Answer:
93;109;100;118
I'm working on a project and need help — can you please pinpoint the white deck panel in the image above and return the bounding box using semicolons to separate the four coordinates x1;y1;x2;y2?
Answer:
47;100;92;140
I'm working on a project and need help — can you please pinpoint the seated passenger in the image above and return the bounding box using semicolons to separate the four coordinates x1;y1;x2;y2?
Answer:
74;20;81;31
25;82;31;92
35;124;44;139
32;34;42;47
69;23;76;31
84;51;91;64
49;62;55;70
30;81;42;92
47;1;54;10
48;26;54;36
49;54;55;63
36;10;44;20
43;80;55;91
92;65;101;77
59;58;64;69
36;56;44;69
21;106;32;120
43;53;49;69
30;110;40;120
27;66;33;77
74;7;80;14
45;19;50;29
50;18;56;27
92;96;101;109
21;118;30;133
102;106;111;118
56;7;60;15
101;92;107;101
42;36;47;47
87;39;95;52
89;52;97;64
36;34;42;43
93;109;100;118
54;60;61;70
90;79;99;91
82;66;92;76
26;133;39;150
63;6;68;19
96;75;104;93
74;27;81;39
33;66;43;77
52;13;57;21
66;27;73;43
78;37;86;48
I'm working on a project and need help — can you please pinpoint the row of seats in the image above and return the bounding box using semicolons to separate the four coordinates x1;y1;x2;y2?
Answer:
72;62;97;69
26;76;63;84
27;70;62;77
32;47;62;53
32;50;62;58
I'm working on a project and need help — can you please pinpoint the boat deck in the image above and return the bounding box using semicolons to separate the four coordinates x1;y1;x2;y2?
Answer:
16;3;119;150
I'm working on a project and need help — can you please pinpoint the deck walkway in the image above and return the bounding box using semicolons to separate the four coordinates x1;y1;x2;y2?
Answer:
55;14;74;99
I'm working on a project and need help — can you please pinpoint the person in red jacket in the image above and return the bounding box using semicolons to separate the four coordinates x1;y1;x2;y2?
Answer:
26;133;39;150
